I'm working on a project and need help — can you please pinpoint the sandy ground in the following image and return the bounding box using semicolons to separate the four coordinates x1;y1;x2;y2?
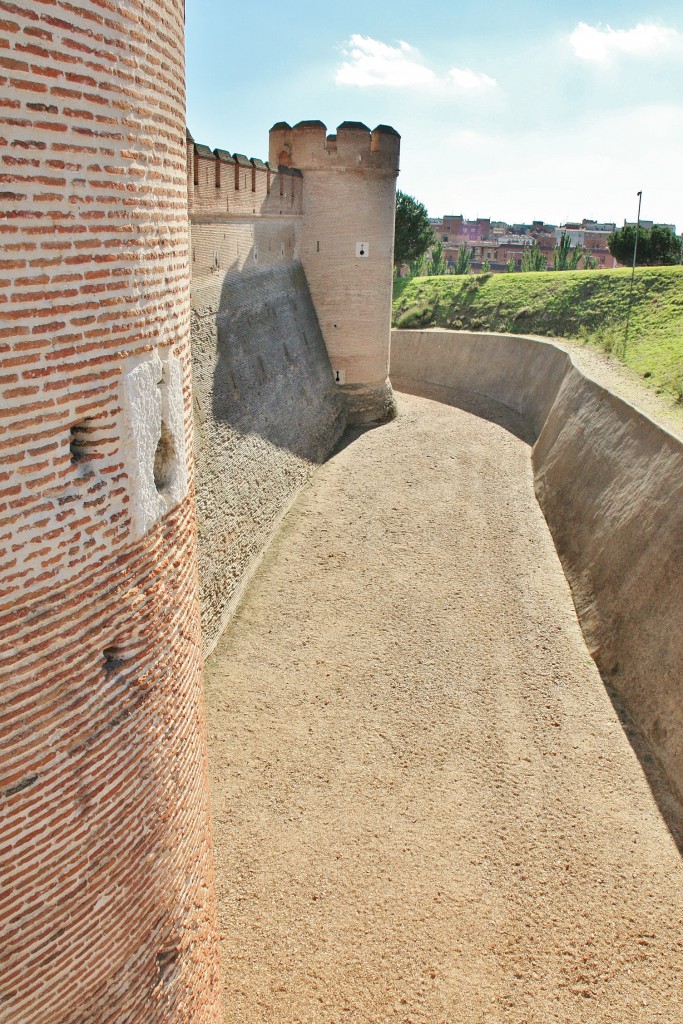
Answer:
204;391;683;1024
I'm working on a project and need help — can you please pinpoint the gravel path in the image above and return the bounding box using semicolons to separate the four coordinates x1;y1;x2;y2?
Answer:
204;390;683;1024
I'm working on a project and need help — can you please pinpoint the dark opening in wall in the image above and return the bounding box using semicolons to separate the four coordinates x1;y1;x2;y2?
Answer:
103;646;127;677
69;419;95;466
156;945;180;986
154;422;175;493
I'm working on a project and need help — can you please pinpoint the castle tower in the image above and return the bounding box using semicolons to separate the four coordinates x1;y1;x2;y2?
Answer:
0;3;221;1021
270;120;401;424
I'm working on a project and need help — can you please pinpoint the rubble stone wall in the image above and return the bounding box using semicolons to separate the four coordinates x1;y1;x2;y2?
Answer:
189;216;345;654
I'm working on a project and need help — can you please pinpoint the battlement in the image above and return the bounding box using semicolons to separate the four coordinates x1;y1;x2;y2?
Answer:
187;131;303;217
269;120;400;174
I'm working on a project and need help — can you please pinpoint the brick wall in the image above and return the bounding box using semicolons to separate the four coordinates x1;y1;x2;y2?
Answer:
270;121;400;424
189;134;303;219
0;2;221;1021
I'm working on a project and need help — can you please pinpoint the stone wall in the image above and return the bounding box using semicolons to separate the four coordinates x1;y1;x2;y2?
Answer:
185;120;402;651
391;329;683;804
190;218;345;654
0;3;221;1022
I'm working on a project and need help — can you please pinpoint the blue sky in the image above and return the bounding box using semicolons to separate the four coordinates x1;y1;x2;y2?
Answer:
186;2;683;230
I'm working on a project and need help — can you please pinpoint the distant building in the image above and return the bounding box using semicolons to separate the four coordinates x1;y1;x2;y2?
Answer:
554;223;618;269
434;216;492;244
429;211;675;273
624;219;676;234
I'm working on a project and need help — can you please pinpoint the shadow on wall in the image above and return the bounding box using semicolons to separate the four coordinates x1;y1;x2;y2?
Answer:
190;229;345;655
212;260;341;455
393;378;536;446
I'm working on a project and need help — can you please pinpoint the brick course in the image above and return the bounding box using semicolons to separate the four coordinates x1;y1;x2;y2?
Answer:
0;2;221;1021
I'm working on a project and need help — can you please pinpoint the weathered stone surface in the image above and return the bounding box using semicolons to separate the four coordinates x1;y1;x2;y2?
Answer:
341;378;398;425
191;255;345;654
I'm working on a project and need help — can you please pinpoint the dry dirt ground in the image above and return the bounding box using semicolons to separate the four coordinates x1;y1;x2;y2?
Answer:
204;390;683;1024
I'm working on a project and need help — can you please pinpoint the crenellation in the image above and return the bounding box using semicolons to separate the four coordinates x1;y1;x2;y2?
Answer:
335;119;372;164
271;118;401;175
188;138;302;218
371;123;401;163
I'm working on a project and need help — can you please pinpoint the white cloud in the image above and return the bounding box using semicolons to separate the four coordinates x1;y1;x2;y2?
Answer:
335;36;497;93
335;36;435;88
447;68;497;91
453;130;486;146
569;22;682;63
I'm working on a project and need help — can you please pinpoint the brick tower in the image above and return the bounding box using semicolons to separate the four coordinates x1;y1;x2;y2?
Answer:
0;2;221;1021
269;120;401;424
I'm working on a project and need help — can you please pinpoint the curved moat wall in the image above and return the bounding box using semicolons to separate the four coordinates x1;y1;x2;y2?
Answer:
391;329;683;802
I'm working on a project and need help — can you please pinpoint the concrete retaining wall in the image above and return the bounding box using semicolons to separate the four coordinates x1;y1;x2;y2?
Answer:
391;329;683;801
191;234;345;655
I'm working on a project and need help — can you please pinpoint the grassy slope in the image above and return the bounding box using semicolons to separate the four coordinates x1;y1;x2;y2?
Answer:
392;266;683;403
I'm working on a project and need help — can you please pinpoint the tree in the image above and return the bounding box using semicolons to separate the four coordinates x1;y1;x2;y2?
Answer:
608;224;682;266
553;231;584;271
521;243;546;272
394;191;434;268
506;258;516;273
427;241;449;276
481;259;491;274
453;245;472;275
608;224;638;266
649;225;682;265
408;253;427;278
583;252;597;270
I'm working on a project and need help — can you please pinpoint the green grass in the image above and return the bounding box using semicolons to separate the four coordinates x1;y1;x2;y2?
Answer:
392;267;683;404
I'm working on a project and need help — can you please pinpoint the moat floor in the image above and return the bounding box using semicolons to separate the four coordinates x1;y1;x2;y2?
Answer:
204;391;683;1024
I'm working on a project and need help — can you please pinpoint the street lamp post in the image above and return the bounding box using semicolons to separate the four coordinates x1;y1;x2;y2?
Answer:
625;190;643;352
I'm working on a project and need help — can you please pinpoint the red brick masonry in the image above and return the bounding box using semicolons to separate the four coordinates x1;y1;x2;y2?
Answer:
0;0;221;1020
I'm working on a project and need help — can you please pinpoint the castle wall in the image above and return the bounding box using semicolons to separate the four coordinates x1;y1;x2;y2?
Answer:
185;122;401;650
0;3;220;1022
189;138;303;220
391;329;683;803
188;150;345;653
